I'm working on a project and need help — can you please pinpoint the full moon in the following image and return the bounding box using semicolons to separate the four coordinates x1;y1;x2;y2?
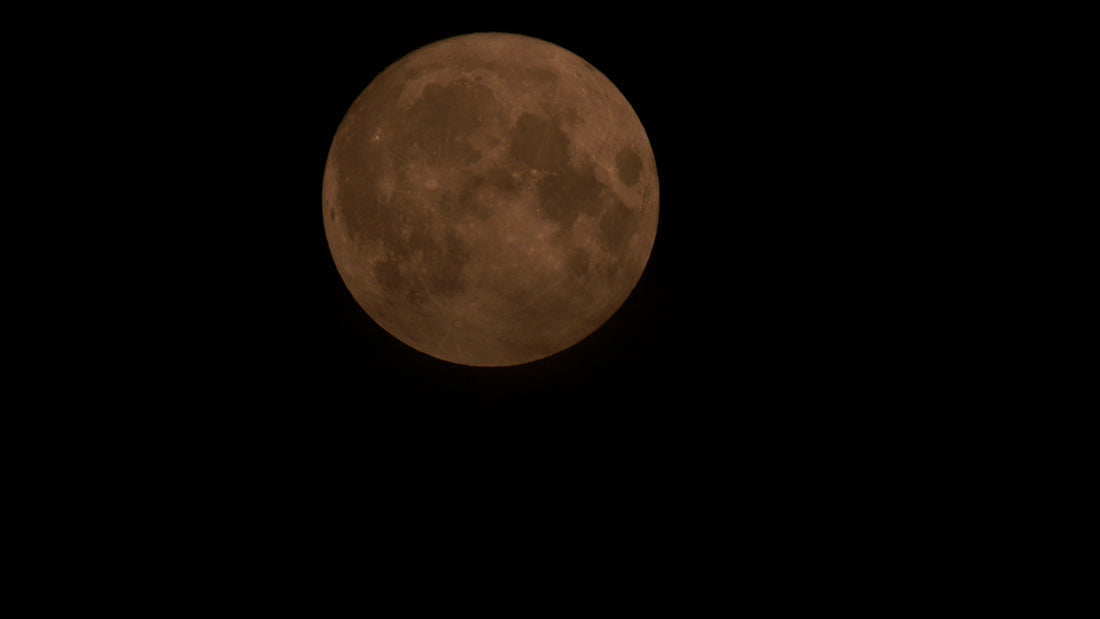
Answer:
323;33;658;366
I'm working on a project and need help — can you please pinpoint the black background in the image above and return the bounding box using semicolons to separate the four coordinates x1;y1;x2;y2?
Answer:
17;8;1031;597
29;6;975;590
141;7;934;457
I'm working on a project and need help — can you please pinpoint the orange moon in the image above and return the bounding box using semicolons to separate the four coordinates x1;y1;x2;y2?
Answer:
323;33;658;366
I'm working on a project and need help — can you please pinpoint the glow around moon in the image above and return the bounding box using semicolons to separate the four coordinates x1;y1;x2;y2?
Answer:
323;33;658;366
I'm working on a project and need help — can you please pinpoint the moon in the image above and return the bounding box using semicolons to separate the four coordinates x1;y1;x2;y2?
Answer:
323;33;658;366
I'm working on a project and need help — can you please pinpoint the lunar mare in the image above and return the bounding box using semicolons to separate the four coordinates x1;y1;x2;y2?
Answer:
323;33;658;366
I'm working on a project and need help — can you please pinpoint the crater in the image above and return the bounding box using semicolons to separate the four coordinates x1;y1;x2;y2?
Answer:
368;219;471;302
597;196;638;250
331;130;405;250
517;67;558;87
510;112;571;172
373;258;404;291
455;58;559;90
400;79;501;166
442;170;519;221
425;229;470;298
536;163;605;230
483;160;529;192
407;288;427;306
407;227;437;256
566;248;590;276
615;147;643;186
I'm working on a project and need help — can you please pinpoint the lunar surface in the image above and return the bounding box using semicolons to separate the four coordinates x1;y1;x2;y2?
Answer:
323;33;658;366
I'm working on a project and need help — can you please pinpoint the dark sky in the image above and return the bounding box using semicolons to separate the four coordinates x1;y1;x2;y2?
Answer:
163;8;923;446
40;7;980;573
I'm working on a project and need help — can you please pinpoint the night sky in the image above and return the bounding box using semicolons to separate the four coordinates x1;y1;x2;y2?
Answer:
176;8;914;443
41;7;966;582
